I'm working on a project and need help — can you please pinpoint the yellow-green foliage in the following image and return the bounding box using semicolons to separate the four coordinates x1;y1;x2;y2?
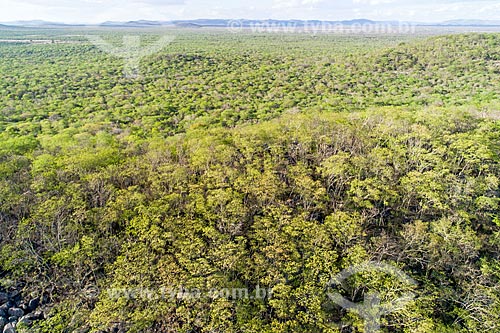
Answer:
1;30;500;332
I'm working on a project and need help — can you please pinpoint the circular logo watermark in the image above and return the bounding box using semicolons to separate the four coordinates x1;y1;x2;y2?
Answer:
227;20;244;33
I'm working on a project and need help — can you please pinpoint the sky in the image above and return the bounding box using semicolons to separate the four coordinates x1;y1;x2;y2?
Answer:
0;0;499;24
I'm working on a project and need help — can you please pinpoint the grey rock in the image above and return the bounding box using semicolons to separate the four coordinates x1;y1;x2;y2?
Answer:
32;310;44;320
7;292;19;305
6;318;15;324
8;291;19;300
2;322;15;333
0;317;5;330
0;304;8;313
0;294;7;305
19;304;28;313
0;302;13;313
19;313;35;321
7;308;23;319
0;309;5;318
17;316;31;327
28;298;39;311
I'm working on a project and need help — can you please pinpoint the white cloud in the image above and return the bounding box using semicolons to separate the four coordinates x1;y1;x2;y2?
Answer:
0;0;499;23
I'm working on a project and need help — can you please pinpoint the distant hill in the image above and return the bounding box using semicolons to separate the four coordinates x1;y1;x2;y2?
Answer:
173;22;202;28
440;19;500;26
100;20;169;27
340;19;376;25
172;19;230;27
4;20;84;27
2;18;500;28
104;18;500;28
100;21;129;27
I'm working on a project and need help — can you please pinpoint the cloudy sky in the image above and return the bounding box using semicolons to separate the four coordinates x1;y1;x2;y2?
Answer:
0;0;499;23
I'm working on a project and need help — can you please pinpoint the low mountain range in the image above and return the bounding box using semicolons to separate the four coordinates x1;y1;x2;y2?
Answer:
1;18;500;28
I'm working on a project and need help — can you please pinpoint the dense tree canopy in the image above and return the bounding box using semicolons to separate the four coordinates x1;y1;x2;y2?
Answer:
0;28;500;332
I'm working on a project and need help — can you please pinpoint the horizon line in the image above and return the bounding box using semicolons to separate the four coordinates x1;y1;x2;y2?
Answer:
2;17;500;26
